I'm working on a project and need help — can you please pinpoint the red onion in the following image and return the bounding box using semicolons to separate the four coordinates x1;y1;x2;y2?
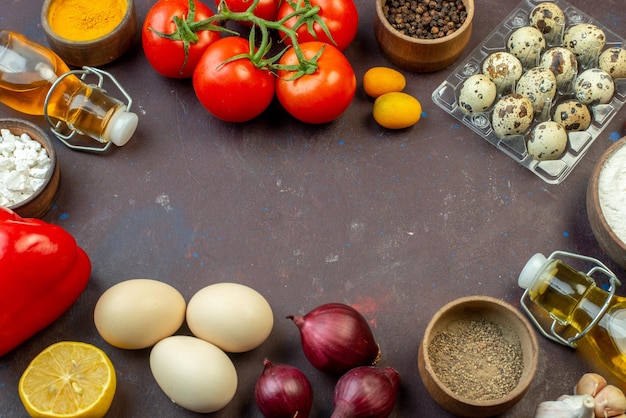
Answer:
331;366;401;418
287;303;381;375
254;358;313;418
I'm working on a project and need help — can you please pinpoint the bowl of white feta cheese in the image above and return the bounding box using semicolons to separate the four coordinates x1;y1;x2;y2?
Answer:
1;118;59;218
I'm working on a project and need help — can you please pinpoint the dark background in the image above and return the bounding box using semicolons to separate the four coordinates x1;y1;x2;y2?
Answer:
1;0;625;416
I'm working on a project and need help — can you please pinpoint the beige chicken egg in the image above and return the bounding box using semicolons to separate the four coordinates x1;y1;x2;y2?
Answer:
186;282;274;353
598;47;626;79
491;93;534;138
516;66;557;114
527;121;568;161
94;278;186;349
553;100;591;132
150;335;238;413
458;74;498;114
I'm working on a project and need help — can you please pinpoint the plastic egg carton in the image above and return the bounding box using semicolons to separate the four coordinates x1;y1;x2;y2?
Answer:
432;0;626;184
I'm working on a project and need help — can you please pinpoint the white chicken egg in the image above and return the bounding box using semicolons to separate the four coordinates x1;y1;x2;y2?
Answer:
482;52;524;95
94;279;186;349
575;68;615;105
458;74;497;114
491;93;534;138
507;26;546;69
598;47;626;79
540;47;578;90
553;99;591;132
563;24;606;68
527;121;568;161
186;282;274;353
516;66;557;114
529;2;565;43
150;335;237;413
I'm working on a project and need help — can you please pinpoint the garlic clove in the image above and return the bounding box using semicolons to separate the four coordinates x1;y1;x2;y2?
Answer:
594;385;626;418
535;394;595;418
575;373;608;397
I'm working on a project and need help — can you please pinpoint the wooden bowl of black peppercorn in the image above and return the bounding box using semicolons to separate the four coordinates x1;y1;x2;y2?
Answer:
374;0;474;72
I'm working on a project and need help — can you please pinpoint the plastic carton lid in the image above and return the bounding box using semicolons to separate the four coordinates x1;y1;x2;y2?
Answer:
106;108;138;146
518;253;547;289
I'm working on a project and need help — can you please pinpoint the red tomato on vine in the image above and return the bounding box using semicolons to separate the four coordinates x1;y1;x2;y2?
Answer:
193;37;276;122
277;0;359;51
275;41;356;124
142;0;221;79
215;0;281;23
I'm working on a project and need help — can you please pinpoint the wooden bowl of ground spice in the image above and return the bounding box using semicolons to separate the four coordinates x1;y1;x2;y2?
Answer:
418;295;538;417
374;0;474;72
41;0;139;67
587;137;626;270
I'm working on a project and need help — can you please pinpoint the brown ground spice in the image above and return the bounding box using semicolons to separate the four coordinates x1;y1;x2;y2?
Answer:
383;0;468;40
427;318;524;401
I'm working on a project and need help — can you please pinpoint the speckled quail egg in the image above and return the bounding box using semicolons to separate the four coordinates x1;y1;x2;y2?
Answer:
482;52;524;94
575;68;615;105
563;24;606;67
552;99;591;132
540;47;578;90
507;26;546;68
598;47;626;79
529;2;565;41
491;93;535;138
527;121;568;161
458;74;498;114
516;66;557;113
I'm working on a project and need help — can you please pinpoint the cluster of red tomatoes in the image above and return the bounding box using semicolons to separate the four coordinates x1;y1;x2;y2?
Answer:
141;0;359;124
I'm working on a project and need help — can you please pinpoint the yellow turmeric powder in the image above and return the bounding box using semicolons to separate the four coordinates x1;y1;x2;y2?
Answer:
48;0;128;42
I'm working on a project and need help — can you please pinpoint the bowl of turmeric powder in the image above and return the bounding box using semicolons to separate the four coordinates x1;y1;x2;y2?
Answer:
41;0;139;67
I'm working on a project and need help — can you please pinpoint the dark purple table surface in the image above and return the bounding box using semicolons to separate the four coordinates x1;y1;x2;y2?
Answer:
1;0;626;416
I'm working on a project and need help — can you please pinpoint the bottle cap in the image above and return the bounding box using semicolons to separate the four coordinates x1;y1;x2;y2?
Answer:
518;253;547;289
106;108;138;147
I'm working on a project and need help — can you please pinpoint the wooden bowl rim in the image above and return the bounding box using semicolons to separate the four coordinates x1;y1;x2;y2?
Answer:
41;0;135;46
588;137;626;250
419;295;539;407
375;0;475;45
1;118;57;211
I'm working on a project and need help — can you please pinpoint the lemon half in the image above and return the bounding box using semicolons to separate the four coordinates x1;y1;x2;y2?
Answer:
18;341;116;418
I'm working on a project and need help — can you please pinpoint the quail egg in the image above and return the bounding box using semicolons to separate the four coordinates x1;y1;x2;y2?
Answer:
529;2;565;43
527;121;568;161
575;68;615;105
563;24;606;68
516;66;557;114
552;99;591;132
491;93;534;138
458;74;497;114
507;26;546;69
482;52;524;95
540;47;578;91
598;47;626;79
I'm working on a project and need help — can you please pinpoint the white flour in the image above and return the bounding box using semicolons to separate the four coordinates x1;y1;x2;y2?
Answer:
598;142;626;244
0;128;51;207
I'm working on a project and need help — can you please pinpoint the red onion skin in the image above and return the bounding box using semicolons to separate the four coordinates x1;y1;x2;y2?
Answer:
255;359;313;418
287;303;381;375
331;366;401;418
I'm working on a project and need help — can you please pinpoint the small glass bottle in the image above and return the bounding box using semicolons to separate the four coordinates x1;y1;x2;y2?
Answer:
518;251;626;384
0;30;137;151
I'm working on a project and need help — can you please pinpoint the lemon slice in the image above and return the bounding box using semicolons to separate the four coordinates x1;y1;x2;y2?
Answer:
18;341;116;418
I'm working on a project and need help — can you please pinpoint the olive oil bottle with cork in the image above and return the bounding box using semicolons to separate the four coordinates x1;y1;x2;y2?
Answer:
518;251;626;387
0;30;137;151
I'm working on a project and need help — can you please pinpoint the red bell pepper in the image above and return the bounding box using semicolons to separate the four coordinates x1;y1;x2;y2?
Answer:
0;207;91;356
